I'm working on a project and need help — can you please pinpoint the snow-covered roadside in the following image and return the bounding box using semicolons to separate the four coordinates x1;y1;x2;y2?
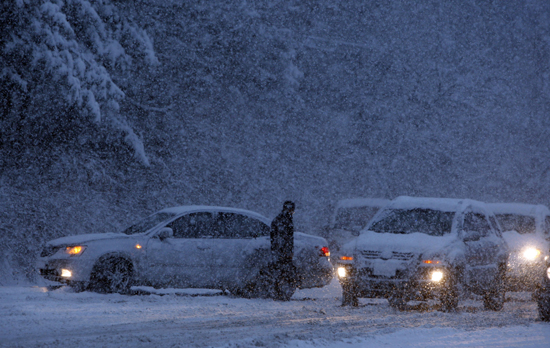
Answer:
0;280;547;348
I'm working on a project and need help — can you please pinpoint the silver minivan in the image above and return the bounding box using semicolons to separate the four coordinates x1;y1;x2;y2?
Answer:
337;196;509;312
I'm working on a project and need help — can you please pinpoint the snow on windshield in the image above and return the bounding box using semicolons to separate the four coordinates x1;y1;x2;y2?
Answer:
122;212;175;235
496;214;536;234
369;208;454;236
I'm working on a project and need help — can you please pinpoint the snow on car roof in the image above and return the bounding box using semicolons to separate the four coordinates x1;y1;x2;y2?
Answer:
388;196;488;212
158;205;271;224
336;198;390;209
486;203;550;217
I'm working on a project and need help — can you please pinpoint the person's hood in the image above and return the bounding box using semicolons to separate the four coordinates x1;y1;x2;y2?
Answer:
45;233;130;246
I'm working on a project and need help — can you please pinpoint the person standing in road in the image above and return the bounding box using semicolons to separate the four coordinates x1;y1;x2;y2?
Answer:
270;200;297;300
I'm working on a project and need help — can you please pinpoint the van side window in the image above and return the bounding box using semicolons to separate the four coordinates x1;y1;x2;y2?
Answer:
463;212;491;237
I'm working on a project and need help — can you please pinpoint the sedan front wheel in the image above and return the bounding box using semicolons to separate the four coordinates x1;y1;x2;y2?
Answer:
89;257;132;294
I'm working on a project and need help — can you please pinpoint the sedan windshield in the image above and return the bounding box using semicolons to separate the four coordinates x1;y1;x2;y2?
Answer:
369;208;454;236
122;212;176;235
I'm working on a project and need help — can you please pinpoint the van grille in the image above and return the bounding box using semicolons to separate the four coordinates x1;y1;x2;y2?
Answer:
360;250;415;261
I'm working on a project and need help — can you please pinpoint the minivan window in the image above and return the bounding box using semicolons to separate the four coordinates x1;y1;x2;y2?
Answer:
495;214;536;235
369;208;454;236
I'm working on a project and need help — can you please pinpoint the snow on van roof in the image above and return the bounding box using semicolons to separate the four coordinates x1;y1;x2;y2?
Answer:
388;196;487;212
336;198;390;209
159;205;271;224
486;203;550;216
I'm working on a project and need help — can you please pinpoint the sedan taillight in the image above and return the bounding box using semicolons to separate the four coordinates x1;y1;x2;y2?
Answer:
319;246;330;257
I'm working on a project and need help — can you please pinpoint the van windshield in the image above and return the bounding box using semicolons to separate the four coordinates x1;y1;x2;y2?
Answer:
369;208;454;236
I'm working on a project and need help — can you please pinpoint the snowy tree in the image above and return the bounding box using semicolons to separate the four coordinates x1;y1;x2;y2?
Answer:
0;0;158;165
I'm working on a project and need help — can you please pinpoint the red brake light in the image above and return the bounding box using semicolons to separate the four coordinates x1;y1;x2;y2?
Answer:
320;246;330;257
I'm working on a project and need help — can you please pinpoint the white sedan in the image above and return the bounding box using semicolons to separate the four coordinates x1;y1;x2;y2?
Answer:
37;206;333;300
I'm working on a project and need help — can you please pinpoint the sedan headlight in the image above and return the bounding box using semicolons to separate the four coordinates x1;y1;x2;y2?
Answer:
522;248;541;261
65;245;86;256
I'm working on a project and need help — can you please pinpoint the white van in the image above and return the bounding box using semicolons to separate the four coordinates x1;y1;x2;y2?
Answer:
487;203;550;291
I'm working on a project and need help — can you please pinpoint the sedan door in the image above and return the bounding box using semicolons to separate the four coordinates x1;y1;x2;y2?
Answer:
145;212;216;288
208;212;271;287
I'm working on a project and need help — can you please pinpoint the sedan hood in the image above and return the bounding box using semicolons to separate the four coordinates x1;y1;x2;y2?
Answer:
46;233;130;246
354;230;461;257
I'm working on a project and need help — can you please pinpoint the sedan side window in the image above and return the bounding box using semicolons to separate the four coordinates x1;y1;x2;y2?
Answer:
166;212;215;238
463;212;491;237
216;213;270;238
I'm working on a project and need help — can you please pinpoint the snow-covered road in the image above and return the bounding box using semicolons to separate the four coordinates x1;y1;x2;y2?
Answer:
1;280;548;347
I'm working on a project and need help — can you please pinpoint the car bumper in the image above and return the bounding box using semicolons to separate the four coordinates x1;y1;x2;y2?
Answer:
337;264;450;300
37;257;95;283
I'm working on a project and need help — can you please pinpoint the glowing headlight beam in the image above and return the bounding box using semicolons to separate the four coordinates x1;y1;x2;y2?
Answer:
522;248;541;261
61;269;72;278
431;270;444;282
337;267;347;278
547;267;550;280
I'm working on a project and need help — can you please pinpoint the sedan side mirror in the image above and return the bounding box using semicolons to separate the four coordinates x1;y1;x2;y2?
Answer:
463;230;481;242
157;227;174;241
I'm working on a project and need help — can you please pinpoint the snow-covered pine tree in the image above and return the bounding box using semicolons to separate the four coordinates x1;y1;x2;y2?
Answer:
0;0;158;165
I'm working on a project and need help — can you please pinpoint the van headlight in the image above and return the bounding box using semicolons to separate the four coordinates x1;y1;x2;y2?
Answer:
337;267;347;278
522;248;541;261
430;270;444;282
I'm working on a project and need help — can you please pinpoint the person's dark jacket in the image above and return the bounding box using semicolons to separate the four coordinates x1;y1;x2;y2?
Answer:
270;210;294;262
